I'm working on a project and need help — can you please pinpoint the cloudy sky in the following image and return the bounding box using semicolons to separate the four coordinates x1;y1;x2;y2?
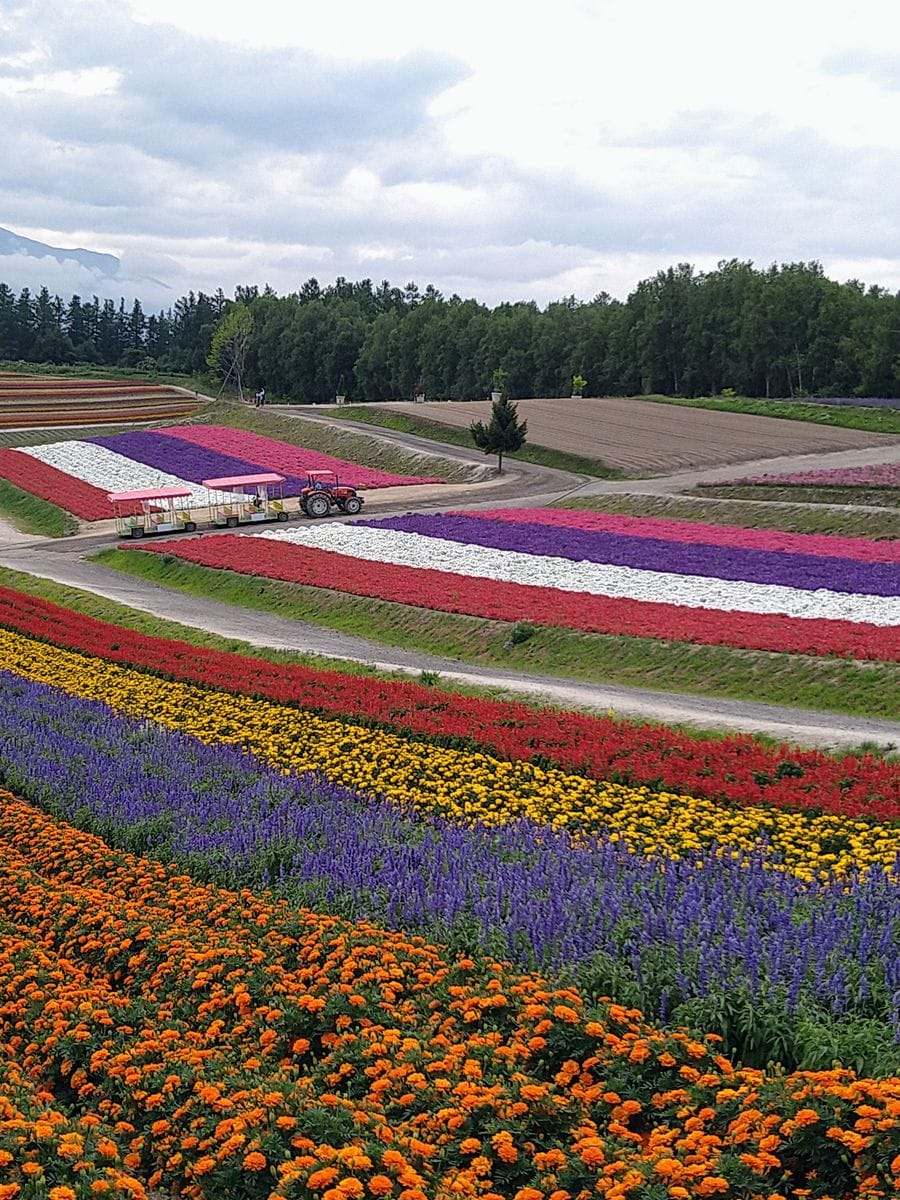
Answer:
2;0;900;311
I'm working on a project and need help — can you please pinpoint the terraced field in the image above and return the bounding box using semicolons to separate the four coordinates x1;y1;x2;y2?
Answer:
0;371;199;428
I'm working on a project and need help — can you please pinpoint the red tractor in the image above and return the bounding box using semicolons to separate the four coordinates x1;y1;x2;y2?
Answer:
299;470;364;518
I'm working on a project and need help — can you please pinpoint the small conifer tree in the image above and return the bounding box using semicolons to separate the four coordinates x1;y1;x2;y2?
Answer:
470;393;527;473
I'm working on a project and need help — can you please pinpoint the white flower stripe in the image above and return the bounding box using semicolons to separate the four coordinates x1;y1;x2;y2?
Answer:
19;441;244;506
257;525;900;627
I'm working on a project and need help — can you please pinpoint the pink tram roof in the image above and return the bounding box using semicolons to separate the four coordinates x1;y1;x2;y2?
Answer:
202;473;285;489
108;486;193;503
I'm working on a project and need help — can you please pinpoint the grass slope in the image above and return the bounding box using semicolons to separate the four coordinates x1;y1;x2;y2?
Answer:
554;493;900;539
696;483;900;509
0;479;78;537
641;394;900;434
92;547;900;722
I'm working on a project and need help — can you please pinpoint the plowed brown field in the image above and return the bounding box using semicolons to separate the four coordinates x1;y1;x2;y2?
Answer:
384;397;900;474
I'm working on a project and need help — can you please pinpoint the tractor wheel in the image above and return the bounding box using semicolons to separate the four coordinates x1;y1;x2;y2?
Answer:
226;516;239;528
307;493;330;518
277;510;289;522
184;521;197;533
130;526;144;539
343;496;362;515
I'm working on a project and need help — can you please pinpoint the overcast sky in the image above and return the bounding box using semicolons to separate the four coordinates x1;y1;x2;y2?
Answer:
2;0;900;312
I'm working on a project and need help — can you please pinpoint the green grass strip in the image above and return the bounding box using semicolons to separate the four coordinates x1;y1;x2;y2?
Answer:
640;394;900;434
553;493;900;539
695;483;900;509
92;547;900;722
331;404;624;478
0;479;78;537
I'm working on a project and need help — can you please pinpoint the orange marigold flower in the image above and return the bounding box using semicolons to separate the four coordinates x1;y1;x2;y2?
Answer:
243;1151;268;1171
513;1190;543;1200
368;1176;393;1196
21;1164;43;1177
192;1157;217;1176
694;1179;730;1196
309;1168;341;1189
49;1189;77;1200
793;1108;820;1127
459;1139;481;1155
652;1158;682;1178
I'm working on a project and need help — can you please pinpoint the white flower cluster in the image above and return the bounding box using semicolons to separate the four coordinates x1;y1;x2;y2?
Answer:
19;441;244;505
258;525;900;627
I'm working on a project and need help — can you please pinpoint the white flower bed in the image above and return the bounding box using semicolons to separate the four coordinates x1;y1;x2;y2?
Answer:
258;525;900;627
19;441;243;506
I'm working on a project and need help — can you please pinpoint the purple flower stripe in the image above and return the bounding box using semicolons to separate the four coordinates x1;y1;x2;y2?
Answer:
361;513;900;598
88;431;312;495
2;668;899;1034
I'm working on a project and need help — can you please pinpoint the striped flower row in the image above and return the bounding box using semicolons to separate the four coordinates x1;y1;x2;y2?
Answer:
4;669;899;1044
3;626;898;877
258;522;900;625
139;532;900;660
462;506;900;563
15;438;246;507
366;512;900;597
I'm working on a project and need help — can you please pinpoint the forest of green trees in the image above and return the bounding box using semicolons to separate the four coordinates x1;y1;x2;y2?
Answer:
2;259;899;402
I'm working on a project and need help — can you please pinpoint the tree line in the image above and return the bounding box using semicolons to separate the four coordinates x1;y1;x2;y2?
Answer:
2;260;899;401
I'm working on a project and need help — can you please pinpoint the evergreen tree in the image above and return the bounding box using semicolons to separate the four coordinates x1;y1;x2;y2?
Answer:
470;393;527;473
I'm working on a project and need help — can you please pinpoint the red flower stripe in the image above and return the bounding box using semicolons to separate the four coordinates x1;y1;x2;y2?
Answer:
460;506;900;564
139;534;900;662
0;448;114;519
0;581;898;818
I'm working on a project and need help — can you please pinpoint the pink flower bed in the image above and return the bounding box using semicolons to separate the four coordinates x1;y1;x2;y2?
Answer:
723;464;900;488
156;425;444;488
457;507;900;564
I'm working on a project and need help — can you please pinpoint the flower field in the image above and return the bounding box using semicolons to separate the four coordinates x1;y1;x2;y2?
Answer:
0;425;443;520
1;574;900;1196
2;581;898;816
136;507;900;662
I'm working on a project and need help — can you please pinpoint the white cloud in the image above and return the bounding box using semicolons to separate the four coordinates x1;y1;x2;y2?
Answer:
1;0;899;309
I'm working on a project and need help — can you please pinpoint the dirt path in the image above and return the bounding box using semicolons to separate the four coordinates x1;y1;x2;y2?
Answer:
1;542;898;752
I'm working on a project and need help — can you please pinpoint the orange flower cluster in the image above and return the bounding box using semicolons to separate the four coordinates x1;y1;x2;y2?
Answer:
2;789;899;1199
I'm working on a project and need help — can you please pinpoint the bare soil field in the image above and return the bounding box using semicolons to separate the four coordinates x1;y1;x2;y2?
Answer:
383;397;900;474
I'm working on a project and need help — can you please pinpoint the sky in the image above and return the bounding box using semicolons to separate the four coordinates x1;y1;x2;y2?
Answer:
1;0;900;312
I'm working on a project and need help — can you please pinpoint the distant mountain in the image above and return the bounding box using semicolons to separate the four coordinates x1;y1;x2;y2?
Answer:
0;226;119;276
